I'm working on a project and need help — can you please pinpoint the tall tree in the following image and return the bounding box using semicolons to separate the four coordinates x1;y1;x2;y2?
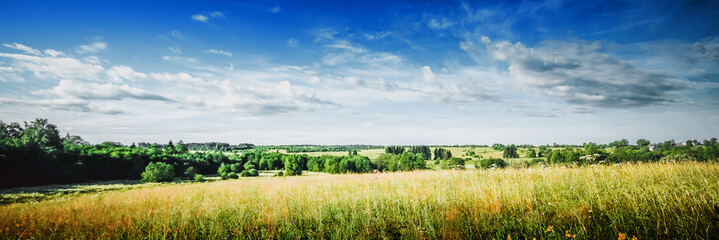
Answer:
636;139;650;148
503;145;519;158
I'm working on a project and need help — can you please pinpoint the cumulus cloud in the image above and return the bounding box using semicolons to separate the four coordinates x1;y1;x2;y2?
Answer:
205;80;337;115
107;65;147;82
0;52;104;80
4;43;41;55
478;36;688;108
204;49;232;57
150;72;209;88
421;66;436;83
39;79;172;102
77;42;107;54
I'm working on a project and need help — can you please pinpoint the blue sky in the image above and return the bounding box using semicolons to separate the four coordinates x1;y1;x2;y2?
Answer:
1;0;718;145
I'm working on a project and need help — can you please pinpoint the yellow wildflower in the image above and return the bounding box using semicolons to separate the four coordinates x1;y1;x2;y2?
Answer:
565;230;571;238
545;225;554;232
618;233;626;240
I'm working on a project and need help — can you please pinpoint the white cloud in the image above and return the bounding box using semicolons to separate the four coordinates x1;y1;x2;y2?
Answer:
313;28;339;43
426;17;454;30
0;97;125;115
210;11;224;18
38;79;171;102
191;14;208;22
107;66;147;82
43;49;64;57
4;43;41;55
287;38;299;48
204;49;232;57
171;30;183;39
321;40;400;66
150;72;209;88
364;31;391;40
83;56;105;65
421;66;436;83
162;55;198;63
77;42;107;54
0;66;24;83
0;52;104;81
168;47;182;54
477;36;688;107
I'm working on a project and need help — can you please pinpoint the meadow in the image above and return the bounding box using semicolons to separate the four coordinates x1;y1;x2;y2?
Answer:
1;161;718;239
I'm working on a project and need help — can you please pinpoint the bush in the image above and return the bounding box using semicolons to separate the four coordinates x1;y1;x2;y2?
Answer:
476;158;507;169
226;172;239;179
193;173;205;181
184;166;197;179
275;171;284;177
141;162;175;182
440;157;466;169
240;169;259;177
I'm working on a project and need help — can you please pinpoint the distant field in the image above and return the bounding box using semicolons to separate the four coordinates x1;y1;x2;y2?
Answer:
2;162;717;239
275;148;386;159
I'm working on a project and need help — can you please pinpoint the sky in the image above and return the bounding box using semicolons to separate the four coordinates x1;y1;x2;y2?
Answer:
1;0;718;145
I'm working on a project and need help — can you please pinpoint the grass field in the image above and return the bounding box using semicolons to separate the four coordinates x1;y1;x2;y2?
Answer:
1;162;718;239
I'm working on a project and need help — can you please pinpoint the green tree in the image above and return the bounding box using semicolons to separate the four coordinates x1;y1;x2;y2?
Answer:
141;162;175;182
636;139;650;148
527;149;537;158
503;145;519;158
175;140;188;153
165;140;176;154
284;155;302;176
20;118;63;152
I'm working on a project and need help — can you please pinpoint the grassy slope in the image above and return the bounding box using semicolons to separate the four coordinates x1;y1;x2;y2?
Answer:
1;162;718;239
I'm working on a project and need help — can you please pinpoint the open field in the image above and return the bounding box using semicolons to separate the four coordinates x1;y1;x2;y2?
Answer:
1;162;718;239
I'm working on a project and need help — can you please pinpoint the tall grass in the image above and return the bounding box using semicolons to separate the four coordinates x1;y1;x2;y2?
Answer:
1;162;718;239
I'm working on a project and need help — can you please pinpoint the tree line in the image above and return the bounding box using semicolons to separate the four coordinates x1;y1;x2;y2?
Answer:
2;119;718;187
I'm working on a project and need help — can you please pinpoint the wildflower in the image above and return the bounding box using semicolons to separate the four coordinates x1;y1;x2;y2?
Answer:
631;237;637;240
565;230;571;238
545;225;554;232
618;233;626;240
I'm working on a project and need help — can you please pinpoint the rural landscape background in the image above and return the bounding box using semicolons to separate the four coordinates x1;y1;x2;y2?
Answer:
2;0;719;239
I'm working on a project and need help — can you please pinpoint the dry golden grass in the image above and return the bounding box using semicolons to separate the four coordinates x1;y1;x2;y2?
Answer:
1;162;718;239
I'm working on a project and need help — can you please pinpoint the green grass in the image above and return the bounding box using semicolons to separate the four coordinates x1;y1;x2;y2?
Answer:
1;162;718;239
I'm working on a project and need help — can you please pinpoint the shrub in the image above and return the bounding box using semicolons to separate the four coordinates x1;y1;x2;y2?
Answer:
440;157;466;169
476;158;507;169
184;167;197;179
240;169;259;177
141;162;175;182
193;173;205;181
226;172;239;179
275;171;284;177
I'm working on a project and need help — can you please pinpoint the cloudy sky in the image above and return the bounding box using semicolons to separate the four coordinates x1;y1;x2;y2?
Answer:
1;0;718;145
